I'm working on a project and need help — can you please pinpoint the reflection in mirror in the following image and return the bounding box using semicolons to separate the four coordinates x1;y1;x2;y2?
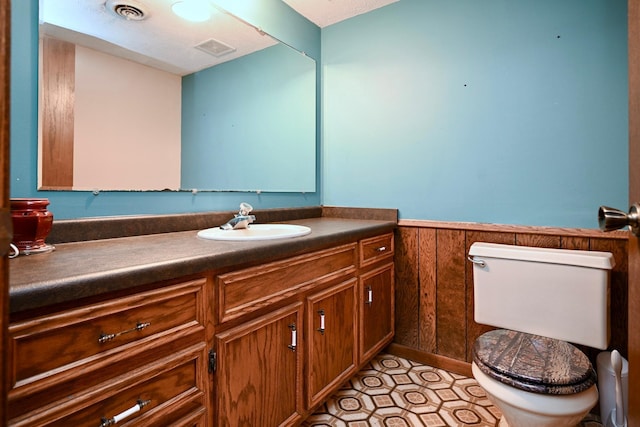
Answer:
38;0;316;192
181;43;315;191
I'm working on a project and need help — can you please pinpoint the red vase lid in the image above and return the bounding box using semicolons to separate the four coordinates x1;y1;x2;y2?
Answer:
10;198;51;209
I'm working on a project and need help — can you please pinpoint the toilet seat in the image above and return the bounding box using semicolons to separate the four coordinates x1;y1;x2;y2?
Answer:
473;329;596;395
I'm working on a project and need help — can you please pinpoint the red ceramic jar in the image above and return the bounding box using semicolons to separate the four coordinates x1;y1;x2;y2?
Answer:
11;198;54;254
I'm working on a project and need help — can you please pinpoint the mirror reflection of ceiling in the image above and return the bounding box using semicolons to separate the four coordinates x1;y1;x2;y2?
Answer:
39;0;278;75
39;0;400;76
283;0;398;28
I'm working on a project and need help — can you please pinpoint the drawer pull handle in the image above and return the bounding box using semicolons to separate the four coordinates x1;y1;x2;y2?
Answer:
376;246;387;252
288;323;297;351
9;243;19;259
98;322;151;344
366;286;373;305
100;399;150;426
317;309;325;334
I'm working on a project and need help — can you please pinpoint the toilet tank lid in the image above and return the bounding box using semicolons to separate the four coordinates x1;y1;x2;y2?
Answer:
468;242;615;270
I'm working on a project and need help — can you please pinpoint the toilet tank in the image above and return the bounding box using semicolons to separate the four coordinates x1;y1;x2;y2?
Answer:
468;242;615;350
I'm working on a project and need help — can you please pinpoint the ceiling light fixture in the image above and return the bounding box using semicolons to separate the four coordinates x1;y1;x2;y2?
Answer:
171;0;212;22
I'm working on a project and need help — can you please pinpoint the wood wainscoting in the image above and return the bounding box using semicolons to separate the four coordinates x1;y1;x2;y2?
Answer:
390;220;628;378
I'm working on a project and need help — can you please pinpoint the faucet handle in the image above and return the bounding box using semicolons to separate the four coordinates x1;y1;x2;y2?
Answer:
239;202;253;216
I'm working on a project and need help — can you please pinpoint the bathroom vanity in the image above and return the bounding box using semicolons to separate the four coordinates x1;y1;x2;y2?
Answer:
6;209;396;426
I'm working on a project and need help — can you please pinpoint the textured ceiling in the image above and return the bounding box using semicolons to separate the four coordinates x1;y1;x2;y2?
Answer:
283;0;398;28
39;0;399;75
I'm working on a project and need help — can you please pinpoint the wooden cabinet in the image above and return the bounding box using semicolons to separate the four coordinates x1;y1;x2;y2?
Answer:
213;243;357;426
7;230;395;427
213;233;394;426
359;234;395;362
306;279;357;408
215;303;303;427
7;278;210;426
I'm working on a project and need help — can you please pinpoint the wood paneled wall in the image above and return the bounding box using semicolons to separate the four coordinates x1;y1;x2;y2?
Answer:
392;220;628;375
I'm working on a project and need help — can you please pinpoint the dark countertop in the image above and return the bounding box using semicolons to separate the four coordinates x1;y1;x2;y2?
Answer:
9;216;396;314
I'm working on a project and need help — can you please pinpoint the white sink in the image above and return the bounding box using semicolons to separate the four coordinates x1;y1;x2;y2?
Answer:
197;224;311;241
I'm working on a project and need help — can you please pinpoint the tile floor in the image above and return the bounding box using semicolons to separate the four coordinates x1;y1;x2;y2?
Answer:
303;353;604;427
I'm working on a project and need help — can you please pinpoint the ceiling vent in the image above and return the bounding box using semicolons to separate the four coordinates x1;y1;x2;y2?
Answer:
106;0;148;21
195;38;236;57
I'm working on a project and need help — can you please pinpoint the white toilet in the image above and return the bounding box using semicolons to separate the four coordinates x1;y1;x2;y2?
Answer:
468;242;615;427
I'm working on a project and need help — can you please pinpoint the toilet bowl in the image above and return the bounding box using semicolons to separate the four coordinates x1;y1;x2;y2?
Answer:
472;363;598;427
467;243;615;427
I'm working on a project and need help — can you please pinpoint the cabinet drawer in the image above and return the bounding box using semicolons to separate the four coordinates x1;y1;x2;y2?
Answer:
359;233;394;268
10;344;207;427
9;278;207;386
218;244;356;323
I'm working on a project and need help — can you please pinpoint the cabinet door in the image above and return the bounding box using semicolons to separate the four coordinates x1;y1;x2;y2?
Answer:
215;303;303;427
360;263;394;361
306;278;357;408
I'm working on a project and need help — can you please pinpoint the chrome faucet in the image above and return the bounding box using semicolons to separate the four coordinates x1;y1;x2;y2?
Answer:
220;202;256;230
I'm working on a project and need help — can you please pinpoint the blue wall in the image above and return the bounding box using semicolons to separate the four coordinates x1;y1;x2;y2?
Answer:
322;0;628;228
11;0;630;228
10;0;321;219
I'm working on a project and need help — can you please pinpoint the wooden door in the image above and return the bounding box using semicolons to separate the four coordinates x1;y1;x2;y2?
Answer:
1;0;10;424
629;0;640;424
306;279;357;408
215;303;303;427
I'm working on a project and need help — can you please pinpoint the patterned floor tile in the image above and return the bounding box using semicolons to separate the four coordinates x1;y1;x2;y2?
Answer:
439;400;498;426
302;353;604;427
389;383;440;413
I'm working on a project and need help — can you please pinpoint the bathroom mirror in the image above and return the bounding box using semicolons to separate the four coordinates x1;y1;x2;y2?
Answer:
38;0;316;192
